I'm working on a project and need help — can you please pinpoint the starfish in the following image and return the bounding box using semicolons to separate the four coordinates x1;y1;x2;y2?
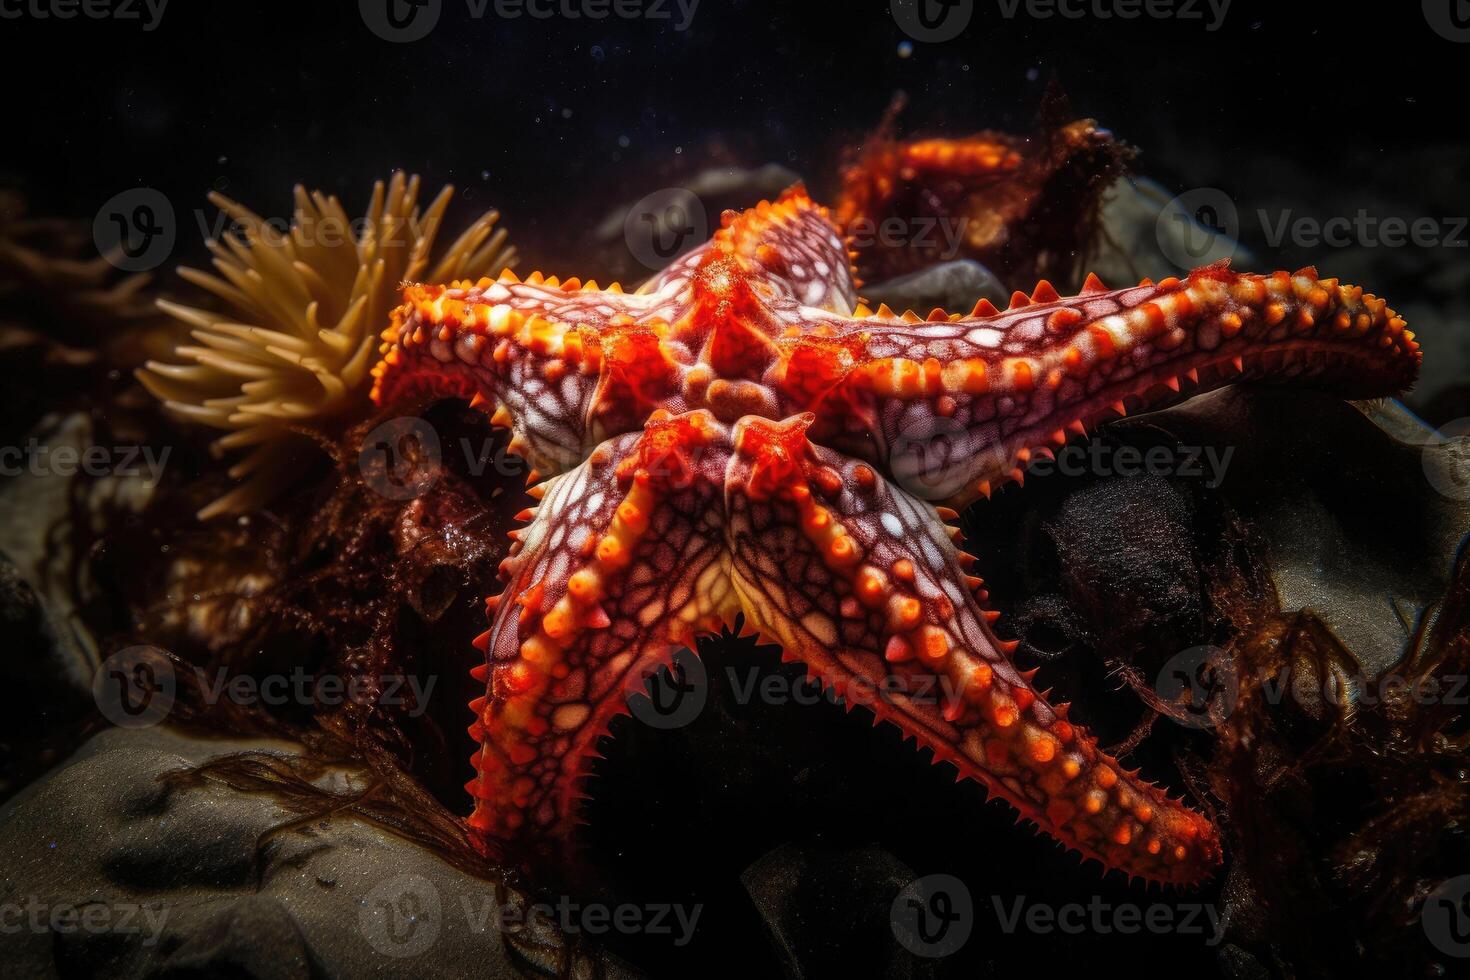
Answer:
369;186;1419;886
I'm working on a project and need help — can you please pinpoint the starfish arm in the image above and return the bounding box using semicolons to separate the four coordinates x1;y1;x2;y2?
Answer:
370;274;679;474
725;414;1221;886
656;184;860;315
466;410;737;846
789;264;1420;506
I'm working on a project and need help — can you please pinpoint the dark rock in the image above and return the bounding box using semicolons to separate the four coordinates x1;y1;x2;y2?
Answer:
590;164;802;286
0;726;641;979
1045;474;1203;663
1129;387;1470;673
0;552;95;793
741;842;934;980
154;895;312;980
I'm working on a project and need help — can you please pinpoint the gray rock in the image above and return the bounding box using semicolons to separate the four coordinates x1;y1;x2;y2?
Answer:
1092;176;1257;288
0;411;157;680
0;552;93;710
1127;388;1470;674
0;726;640;979
861;261;1007;316
591;164;803;285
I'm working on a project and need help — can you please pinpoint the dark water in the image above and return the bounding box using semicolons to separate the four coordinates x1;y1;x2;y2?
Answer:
10;2;1468;263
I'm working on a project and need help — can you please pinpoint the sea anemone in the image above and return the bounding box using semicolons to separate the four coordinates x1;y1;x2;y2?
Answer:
137;172;517;519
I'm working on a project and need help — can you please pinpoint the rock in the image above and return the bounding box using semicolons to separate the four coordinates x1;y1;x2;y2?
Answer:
1044;474;1204;664
590;164;803;285
1119;387;1470;674
0;411;158;679
0;552;96;796
0;552;92;706
741;842;935;980
861;260;1007;316
1092;176;1257;288
0;726;640;980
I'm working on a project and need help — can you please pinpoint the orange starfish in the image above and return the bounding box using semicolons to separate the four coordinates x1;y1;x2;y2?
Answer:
370;186;1419;885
